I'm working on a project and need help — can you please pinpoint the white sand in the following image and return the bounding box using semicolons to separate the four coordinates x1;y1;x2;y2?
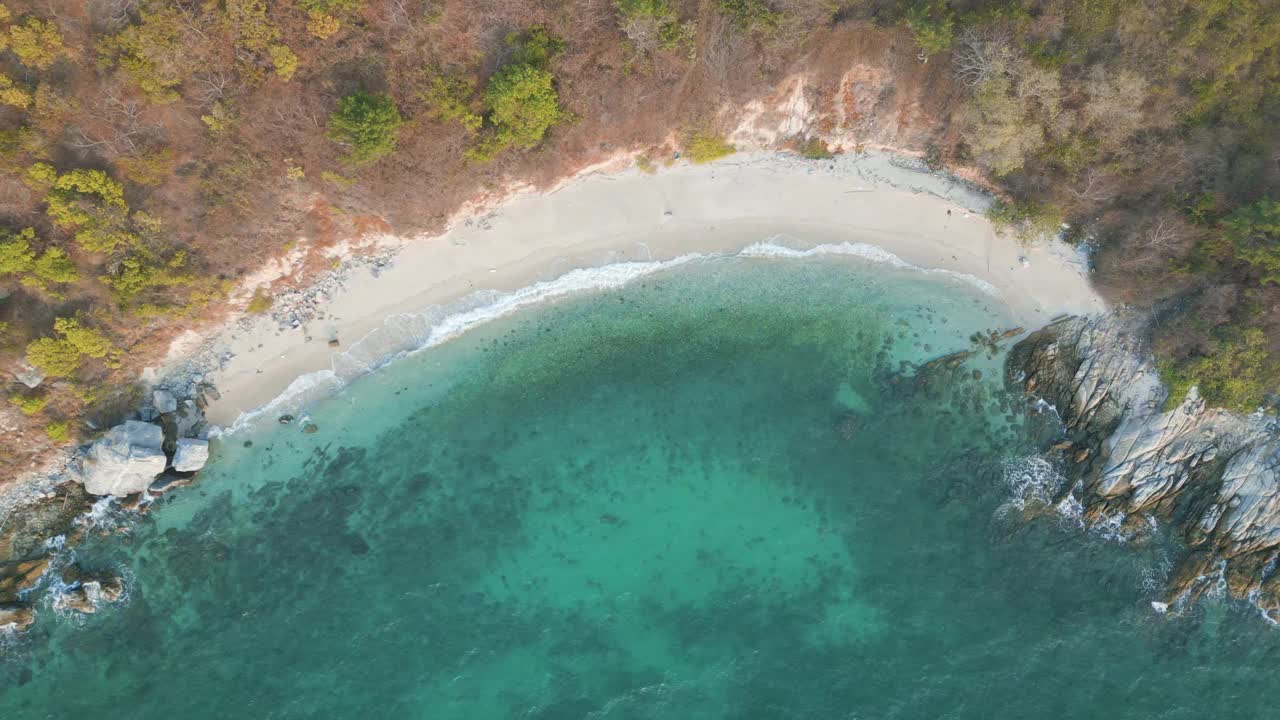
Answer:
192;151;1104;428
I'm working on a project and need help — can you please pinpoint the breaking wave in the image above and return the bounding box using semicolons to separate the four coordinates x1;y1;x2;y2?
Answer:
217;238;1004;435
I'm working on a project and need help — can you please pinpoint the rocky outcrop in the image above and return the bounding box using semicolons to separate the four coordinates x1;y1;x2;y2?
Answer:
59;566;126;614
1007;313;1280;610
77;420;168;497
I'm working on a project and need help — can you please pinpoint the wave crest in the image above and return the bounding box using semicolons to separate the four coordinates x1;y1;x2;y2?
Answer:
218;239;1006;434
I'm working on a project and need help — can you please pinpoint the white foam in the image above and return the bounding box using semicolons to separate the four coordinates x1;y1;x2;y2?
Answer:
219;238;1009;434
219;253;711;434
740;239;1003;298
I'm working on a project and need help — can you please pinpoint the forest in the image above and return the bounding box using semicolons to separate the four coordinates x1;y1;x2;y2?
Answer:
0;0;1278;477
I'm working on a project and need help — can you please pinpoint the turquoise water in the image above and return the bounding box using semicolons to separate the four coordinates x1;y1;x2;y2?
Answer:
3;256;1279;718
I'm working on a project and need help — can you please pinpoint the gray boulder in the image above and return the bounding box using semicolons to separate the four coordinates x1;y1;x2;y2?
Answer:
172;438;210;472
79;421;167;497
152;389;178;414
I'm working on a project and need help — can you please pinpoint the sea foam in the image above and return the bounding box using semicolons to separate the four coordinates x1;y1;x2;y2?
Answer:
219;239;1004;435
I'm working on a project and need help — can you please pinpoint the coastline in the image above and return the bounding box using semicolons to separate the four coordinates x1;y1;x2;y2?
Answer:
166;150;1105;430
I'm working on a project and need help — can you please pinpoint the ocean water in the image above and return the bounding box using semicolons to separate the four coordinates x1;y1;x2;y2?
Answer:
4;253;1280;718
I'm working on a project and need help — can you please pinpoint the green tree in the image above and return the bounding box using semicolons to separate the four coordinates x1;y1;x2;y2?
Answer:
906;2;954;56
1162;328;1279;412
8;16;65;70
326;91;403;165
31;247;78;285
100;7;191;103
0;227;36;275
466;29;567;162
45;169;134;253
25;317;120;378
1224;199;1280;284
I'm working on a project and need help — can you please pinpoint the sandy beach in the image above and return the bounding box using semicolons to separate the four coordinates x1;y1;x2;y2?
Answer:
181;150;1105;429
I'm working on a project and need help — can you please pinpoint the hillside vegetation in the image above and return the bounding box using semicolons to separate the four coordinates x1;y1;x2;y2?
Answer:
0;0;1278;477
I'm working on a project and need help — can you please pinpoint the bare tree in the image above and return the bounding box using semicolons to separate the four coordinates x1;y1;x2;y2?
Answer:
69;90;161;157
1068;167;1117;203
189;71;232;107
88;0;141;32
1139;214;1183;250
952;28;1013;88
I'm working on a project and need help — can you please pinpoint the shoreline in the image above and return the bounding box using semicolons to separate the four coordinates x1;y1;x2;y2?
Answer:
166;150;1105;429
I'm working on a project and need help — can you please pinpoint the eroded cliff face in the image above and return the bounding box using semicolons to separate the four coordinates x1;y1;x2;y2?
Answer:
1006;314;1280;615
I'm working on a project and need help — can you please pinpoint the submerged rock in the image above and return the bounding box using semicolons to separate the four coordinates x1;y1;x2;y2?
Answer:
1006;313;1280;608
0;556;51;602
79;420;167;497
0;603;35;631
172;438;210;472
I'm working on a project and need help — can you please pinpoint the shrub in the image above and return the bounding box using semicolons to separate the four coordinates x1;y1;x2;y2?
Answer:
320;170;355;188
8;17;66;70
23;161;55;189
247;287;273;313
269;44;298;81
906;3;955;56
719;0;784;33
0;72;32;109
327;91;403;165
103;252;199;305
616;0;689;55
44;420;70;442
423;74;482;132
9;394;47;415
987;199;1064;242
683;131;735;163
298;0;364;12
306;11;341;39
507;26;564;69
1224;199;1280;285
117;147;175;186
800;137;834;160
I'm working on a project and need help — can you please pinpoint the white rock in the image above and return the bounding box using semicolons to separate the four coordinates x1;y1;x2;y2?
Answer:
80;421;167;497
172;438;210;472
152;389;178;414
14;364;45;389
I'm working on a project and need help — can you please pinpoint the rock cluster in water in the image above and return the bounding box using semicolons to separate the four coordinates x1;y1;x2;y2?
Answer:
1006;313;1280;616
0;381;217;633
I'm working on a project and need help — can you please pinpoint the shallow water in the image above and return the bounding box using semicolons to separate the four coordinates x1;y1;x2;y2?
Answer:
3;256;1279;718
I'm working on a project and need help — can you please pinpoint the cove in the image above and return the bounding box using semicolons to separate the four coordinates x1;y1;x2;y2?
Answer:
2;254;1277;719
